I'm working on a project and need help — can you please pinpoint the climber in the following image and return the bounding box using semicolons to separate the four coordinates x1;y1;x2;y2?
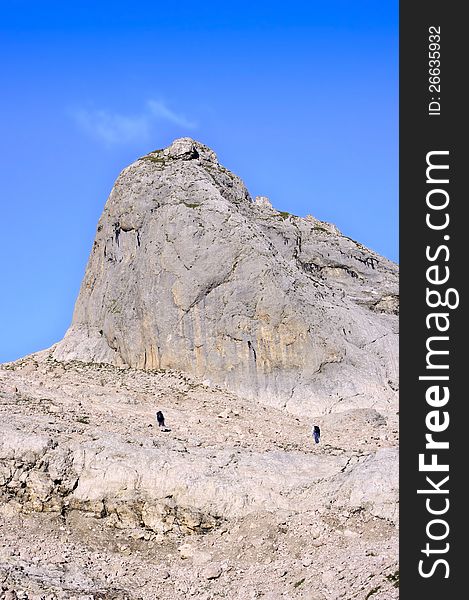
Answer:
312;425;321;444
156;410;171;432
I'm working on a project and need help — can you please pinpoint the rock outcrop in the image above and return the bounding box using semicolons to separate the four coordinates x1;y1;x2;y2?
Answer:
0;356;399;599
53;137;398;415
0;139;399;599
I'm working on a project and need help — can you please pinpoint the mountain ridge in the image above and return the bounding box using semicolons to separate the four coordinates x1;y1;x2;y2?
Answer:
0;138;399;599
52;137;399;416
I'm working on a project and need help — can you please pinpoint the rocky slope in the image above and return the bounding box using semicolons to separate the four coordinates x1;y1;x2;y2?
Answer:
1;354;398;599
0;138;399;599
53;137;398;415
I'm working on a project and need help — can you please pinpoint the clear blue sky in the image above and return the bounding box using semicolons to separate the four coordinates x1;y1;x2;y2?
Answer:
0;1;398;363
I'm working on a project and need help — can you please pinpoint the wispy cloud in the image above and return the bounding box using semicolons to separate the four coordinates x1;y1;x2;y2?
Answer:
70;100;197;145
72;109;150;145
147;100;197;129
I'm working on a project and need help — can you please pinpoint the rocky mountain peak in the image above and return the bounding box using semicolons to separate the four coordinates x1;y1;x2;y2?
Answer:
52;138;398;416
146;137;219;163
254;195;273;208
0;137;399;599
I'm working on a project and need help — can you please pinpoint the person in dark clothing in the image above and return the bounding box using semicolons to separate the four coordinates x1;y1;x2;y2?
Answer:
156;411;165;427
156;410;170;431
312;425;321;444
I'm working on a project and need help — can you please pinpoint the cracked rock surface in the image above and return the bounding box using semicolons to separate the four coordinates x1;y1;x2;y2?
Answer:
1;355;398;599
52;137;399;415
0;138;399;599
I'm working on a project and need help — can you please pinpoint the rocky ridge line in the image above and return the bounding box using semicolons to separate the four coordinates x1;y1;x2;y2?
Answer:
52;137;399;416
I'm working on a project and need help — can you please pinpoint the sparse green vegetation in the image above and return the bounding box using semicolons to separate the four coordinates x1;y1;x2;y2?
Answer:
293;578;305;588
142;154;166;164
314;225;331;234
183;202;199;209
365;586;381;599
76;415;90;424
275;210;299;220
343;235;367;250
108;300;121;314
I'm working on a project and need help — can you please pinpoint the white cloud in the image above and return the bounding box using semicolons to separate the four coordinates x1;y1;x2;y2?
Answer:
147;100;197;129
72;109;151;145
71;100;197;145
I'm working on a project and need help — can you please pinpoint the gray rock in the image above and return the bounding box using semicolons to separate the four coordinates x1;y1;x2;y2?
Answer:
52;137;398;416
0;138;399;598
0;422;350;527
254;195;273;208
324;447;399;523
202;563;222;580
0;357;398;600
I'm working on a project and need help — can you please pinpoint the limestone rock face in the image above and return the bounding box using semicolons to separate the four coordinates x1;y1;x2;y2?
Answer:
53;137;398;415
0;357;399;599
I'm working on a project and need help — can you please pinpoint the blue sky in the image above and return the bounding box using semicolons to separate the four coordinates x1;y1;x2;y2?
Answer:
0;1;398;363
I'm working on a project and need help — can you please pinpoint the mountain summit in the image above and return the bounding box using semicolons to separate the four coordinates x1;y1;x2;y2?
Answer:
53;137;398;415
0;138;399;598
